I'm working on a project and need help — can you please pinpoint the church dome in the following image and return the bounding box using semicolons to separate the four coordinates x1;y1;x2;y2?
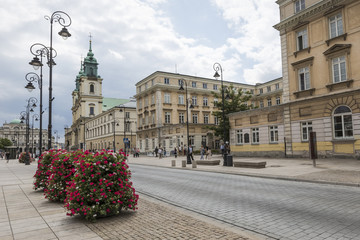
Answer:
9;119;21;124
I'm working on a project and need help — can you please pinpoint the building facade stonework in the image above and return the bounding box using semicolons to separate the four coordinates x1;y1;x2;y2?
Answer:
229;0;360;158
134;71;283;154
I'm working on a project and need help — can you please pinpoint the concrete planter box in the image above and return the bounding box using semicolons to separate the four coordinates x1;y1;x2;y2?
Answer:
195;160;220;166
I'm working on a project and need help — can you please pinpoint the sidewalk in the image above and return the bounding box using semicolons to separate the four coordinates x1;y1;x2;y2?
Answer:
129;154;360;187
0;159;254;240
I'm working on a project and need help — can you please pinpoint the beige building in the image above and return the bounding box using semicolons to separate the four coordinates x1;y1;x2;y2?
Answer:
134;71;282;153
229;0;360;158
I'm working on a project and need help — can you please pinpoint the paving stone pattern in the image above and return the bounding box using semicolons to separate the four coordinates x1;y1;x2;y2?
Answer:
86;198;249;240
130;164;360;240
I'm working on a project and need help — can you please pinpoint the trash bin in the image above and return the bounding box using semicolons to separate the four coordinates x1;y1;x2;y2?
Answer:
227;155;233;167
223;154;228;166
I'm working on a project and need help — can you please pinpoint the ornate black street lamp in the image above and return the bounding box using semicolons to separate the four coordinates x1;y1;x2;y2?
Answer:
213;62;228;165
20;97;37;165
44;11;72;149
179;79;194;164
109;112;120;152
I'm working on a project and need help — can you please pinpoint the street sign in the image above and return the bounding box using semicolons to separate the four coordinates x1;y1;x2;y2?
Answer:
123;138;129;143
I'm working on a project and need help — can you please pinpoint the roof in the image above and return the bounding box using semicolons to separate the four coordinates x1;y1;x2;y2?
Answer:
102;98;130;111
9;119;21;124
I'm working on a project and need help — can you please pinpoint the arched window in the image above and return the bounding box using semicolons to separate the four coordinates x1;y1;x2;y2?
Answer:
90;84;95;93
333;106;353;138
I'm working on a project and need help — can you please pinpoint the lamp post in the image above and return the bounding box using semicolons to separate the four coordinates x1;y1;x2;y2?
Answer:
109;112;120;152
44;11;72;149
25;69;45;154
119;104;128;156
213;62;227;165
20;97;37;165
179;79;194;164
31;114;39;157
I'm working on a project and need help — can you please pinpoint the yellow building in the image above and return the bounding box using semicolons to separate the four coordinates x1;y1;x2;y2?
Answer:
229;0;360;158
134;71;282;153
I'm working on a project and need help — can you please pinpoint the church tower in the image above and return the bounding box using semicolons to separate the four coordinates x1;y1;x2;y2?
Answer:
69;37;103;150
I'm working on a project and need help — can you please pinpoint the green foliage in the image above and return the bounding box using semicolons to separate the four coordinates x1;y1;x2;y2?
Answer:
209;85;253;141
0;138;12;150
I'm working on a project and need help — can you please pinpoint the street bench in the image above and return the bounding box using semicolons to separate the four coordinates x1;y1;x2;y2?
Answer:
233;161;266;168
195;160;220;166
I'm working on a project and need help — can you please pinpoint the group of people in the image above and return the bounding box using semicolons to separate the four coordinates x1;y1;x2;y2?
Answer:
0;151;10;162
153;144;213;161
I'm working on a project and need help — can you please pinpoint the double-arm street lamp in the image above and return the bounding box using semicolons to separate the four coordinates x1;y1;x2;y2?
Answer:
119;104;130;157
20;97;38;165
179;79;194;164
25;69;45;155
41;11;72;150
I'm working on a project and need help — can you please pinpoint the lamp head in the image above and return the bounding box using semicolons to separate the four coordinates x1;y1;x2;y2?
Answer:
29;56;43;70
213;71;220;78
25;82;36;92
58;27;71;40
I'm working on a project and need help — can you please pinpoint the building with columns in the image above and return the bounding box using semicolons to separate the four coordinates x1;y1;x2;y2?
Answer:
229;0;360;158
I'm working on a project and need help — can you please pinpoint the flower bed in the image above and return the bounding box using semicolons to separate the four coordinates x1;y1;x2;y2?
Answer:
33;150;60;190
64;150;139;221
18;152;33;163
43;150;77;202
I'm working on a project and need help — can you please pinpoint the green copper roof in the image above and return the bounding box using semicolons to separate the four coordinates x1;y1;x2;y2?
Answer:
9;119;21;124
102;98;130;112
84;40;97;64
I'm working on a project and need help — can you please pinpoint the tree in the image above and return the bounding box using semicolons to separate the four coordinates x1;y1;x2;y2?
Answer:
0;138;13;150
208;85;253;141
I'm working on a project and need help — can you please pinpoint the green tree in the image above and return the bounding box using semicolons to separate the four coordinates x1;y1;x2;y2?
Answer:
208;85;253;141
0;138;13;150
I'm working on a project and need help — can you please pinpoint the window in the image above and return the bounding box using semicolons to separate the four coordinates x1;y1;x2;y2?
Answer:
151;113;155;124
203;83;207;89
267;86;271;92
295;0;305;13
276;97;281;105
139;100;142;109
192;113;198;124
204;114;209;124
213;84;218;90
192;82;196;87
145;97;149;107
267;99;272;107
145;82;148;90
164;78;169;84
178;94;184;104
90;106;94;115
329;13;343;39
165;112;171;124
179;112;184;123
201;135;207;146
259;88;263;94
125;112;130;119
189;136;195;146
236;130;243;144
178;79;184;86
332;56;346;83
192;96;197;106
151;94;155;105
298;66;310;91
260;101;264;108
301;121;312;141
164;93;171;103
296;29;308;51
275;83;280;90
252;128;259;144
90;84;95;93
269;126;278;143
203;97;208;106
213;98;218;104
214;116;219;125
333;106;353;139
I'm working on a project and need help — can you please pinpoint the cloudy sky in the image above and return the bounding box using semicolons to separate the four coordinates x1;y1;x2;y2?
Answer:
0;0;282;142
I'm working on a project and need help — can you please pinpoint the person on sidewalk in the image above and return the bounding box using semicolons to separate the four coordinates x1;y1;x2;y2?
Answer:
6;151;10;163
220;143;225;156
200;145;205;160
205;146;211;160
154;146;158;157
174;147;178;158
188;145;194;161
158;147;163;159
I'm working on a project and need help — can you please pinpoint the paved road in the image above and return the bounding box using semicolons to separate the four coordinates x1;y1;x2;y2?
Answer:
130;164;360;240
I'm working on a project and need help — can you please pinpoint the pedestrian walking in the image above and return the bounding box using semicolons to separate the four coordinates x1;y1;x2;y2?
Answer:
205;146;211;160
158;147;163;159
6;151;10;163
154;146;158;157
174;147;177;158
188;145;194;161
200;145;205;160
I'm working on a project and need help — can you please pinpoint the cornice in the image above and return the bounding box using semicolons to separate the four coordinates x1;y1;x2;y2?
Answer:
274;0;345;31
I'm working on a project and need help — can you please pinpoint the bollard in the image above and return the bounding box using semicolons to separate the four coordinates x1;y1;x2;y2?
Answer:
171;160;176;167
192;161;197;168
182;160;186;167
